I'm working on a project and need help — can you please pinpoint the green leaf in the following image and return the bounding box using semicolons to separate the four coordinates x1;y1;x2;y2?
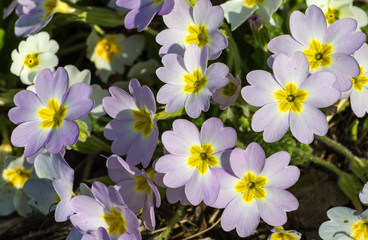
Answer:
71;135;111;153
291;142;312;165
0;28;5;51
350;119;359;142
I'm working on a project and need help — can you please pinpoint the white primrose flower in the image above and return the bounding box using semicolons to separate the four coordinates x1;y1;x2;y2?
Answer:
307;0;368;28
319;206;368;239
10;31;59;85
87;29;144;83
0;155;33;216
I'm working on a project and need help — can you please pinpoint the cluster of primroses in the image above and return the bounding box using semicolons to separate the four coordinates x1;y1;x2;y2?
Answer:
2;0;368;239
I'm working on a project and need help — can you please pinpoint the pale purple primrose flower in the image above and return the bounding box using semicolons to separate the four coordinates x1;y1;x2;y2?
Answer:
14;0;75;37
9;67;94;157
152;170;190;205
155;117;236;206
117;0;174;32
82;227;137;240
342;43;368;117
212;73;241;110
268;5;366;92
211;142;300;238
103;78;158;168
319;207;368;239
36;153;74;222
156;44;229;118
107;155;161;231
156;0;227;60
23;153;75;221
242;52;340;144
70;181;141;240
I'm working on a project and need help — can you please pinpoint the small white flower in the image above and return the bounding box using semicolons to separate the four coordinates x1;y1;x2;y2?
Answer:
319;206;368;239
268;227;301;240
360;182;368;205
10;32;59;85
221;0;282;30
307;0;368;28
87;29;144;82
0;155;33;216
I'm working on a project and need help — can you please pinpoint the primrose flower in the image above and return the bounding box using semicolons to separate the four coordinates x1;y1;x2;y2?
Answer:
267;227;302;240
359;182;368;205
82;227;137;240
10;31;59;85
107;155;161;231
156;0;227;60
342;43;368;117
306;0;368;28
242;52;340;144
0;155;33;216
117;0;174;32
23;153;75;221
9;67;94;157
211;142;300;238
221;0;282;30
70;181;141;240
87;29;144;83
153;172;190;205
156;44;229;118
212;73;241;110
14;0;75;37
268;5;366;92
155;117;236;205
103;78;158;168
319;206;368;239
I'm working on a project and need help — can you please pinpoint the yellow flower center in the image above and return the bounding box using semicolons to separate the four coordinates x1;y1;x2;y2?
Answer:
187;143;218;175
3;167;32;189
183;69;207;94
270;232;298;240
352;220;368;240
234;172;267;203
135;169;155;197
102;208;127;236
185;24;209;49
37;99;67;129
43;0;57;19
303;39;333;70
132;108;153;137
274;82;308;113
325;8;340;25
243;0;265;7
352;66;368;92
24;53;40;69
96;36;122;62
153;0;164;6
222;81;238;97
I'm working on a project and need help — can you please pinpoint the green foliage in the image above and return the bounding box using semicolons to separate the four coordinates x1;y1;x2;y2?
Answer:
71;135;111;153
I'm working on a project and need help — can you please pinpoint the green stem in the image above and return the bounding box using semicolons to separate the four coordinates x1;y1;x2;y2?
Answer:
156;204;185;240
316;135;368;182
315;135;361;162
294;148;343;177
221;22;242;75
144;27;159;36
294;148;363;212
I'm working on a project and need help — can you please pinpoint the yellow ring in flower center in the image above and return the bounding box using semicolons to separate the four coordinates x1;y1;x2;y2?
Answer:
274;82;308;113
187;143;218;175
